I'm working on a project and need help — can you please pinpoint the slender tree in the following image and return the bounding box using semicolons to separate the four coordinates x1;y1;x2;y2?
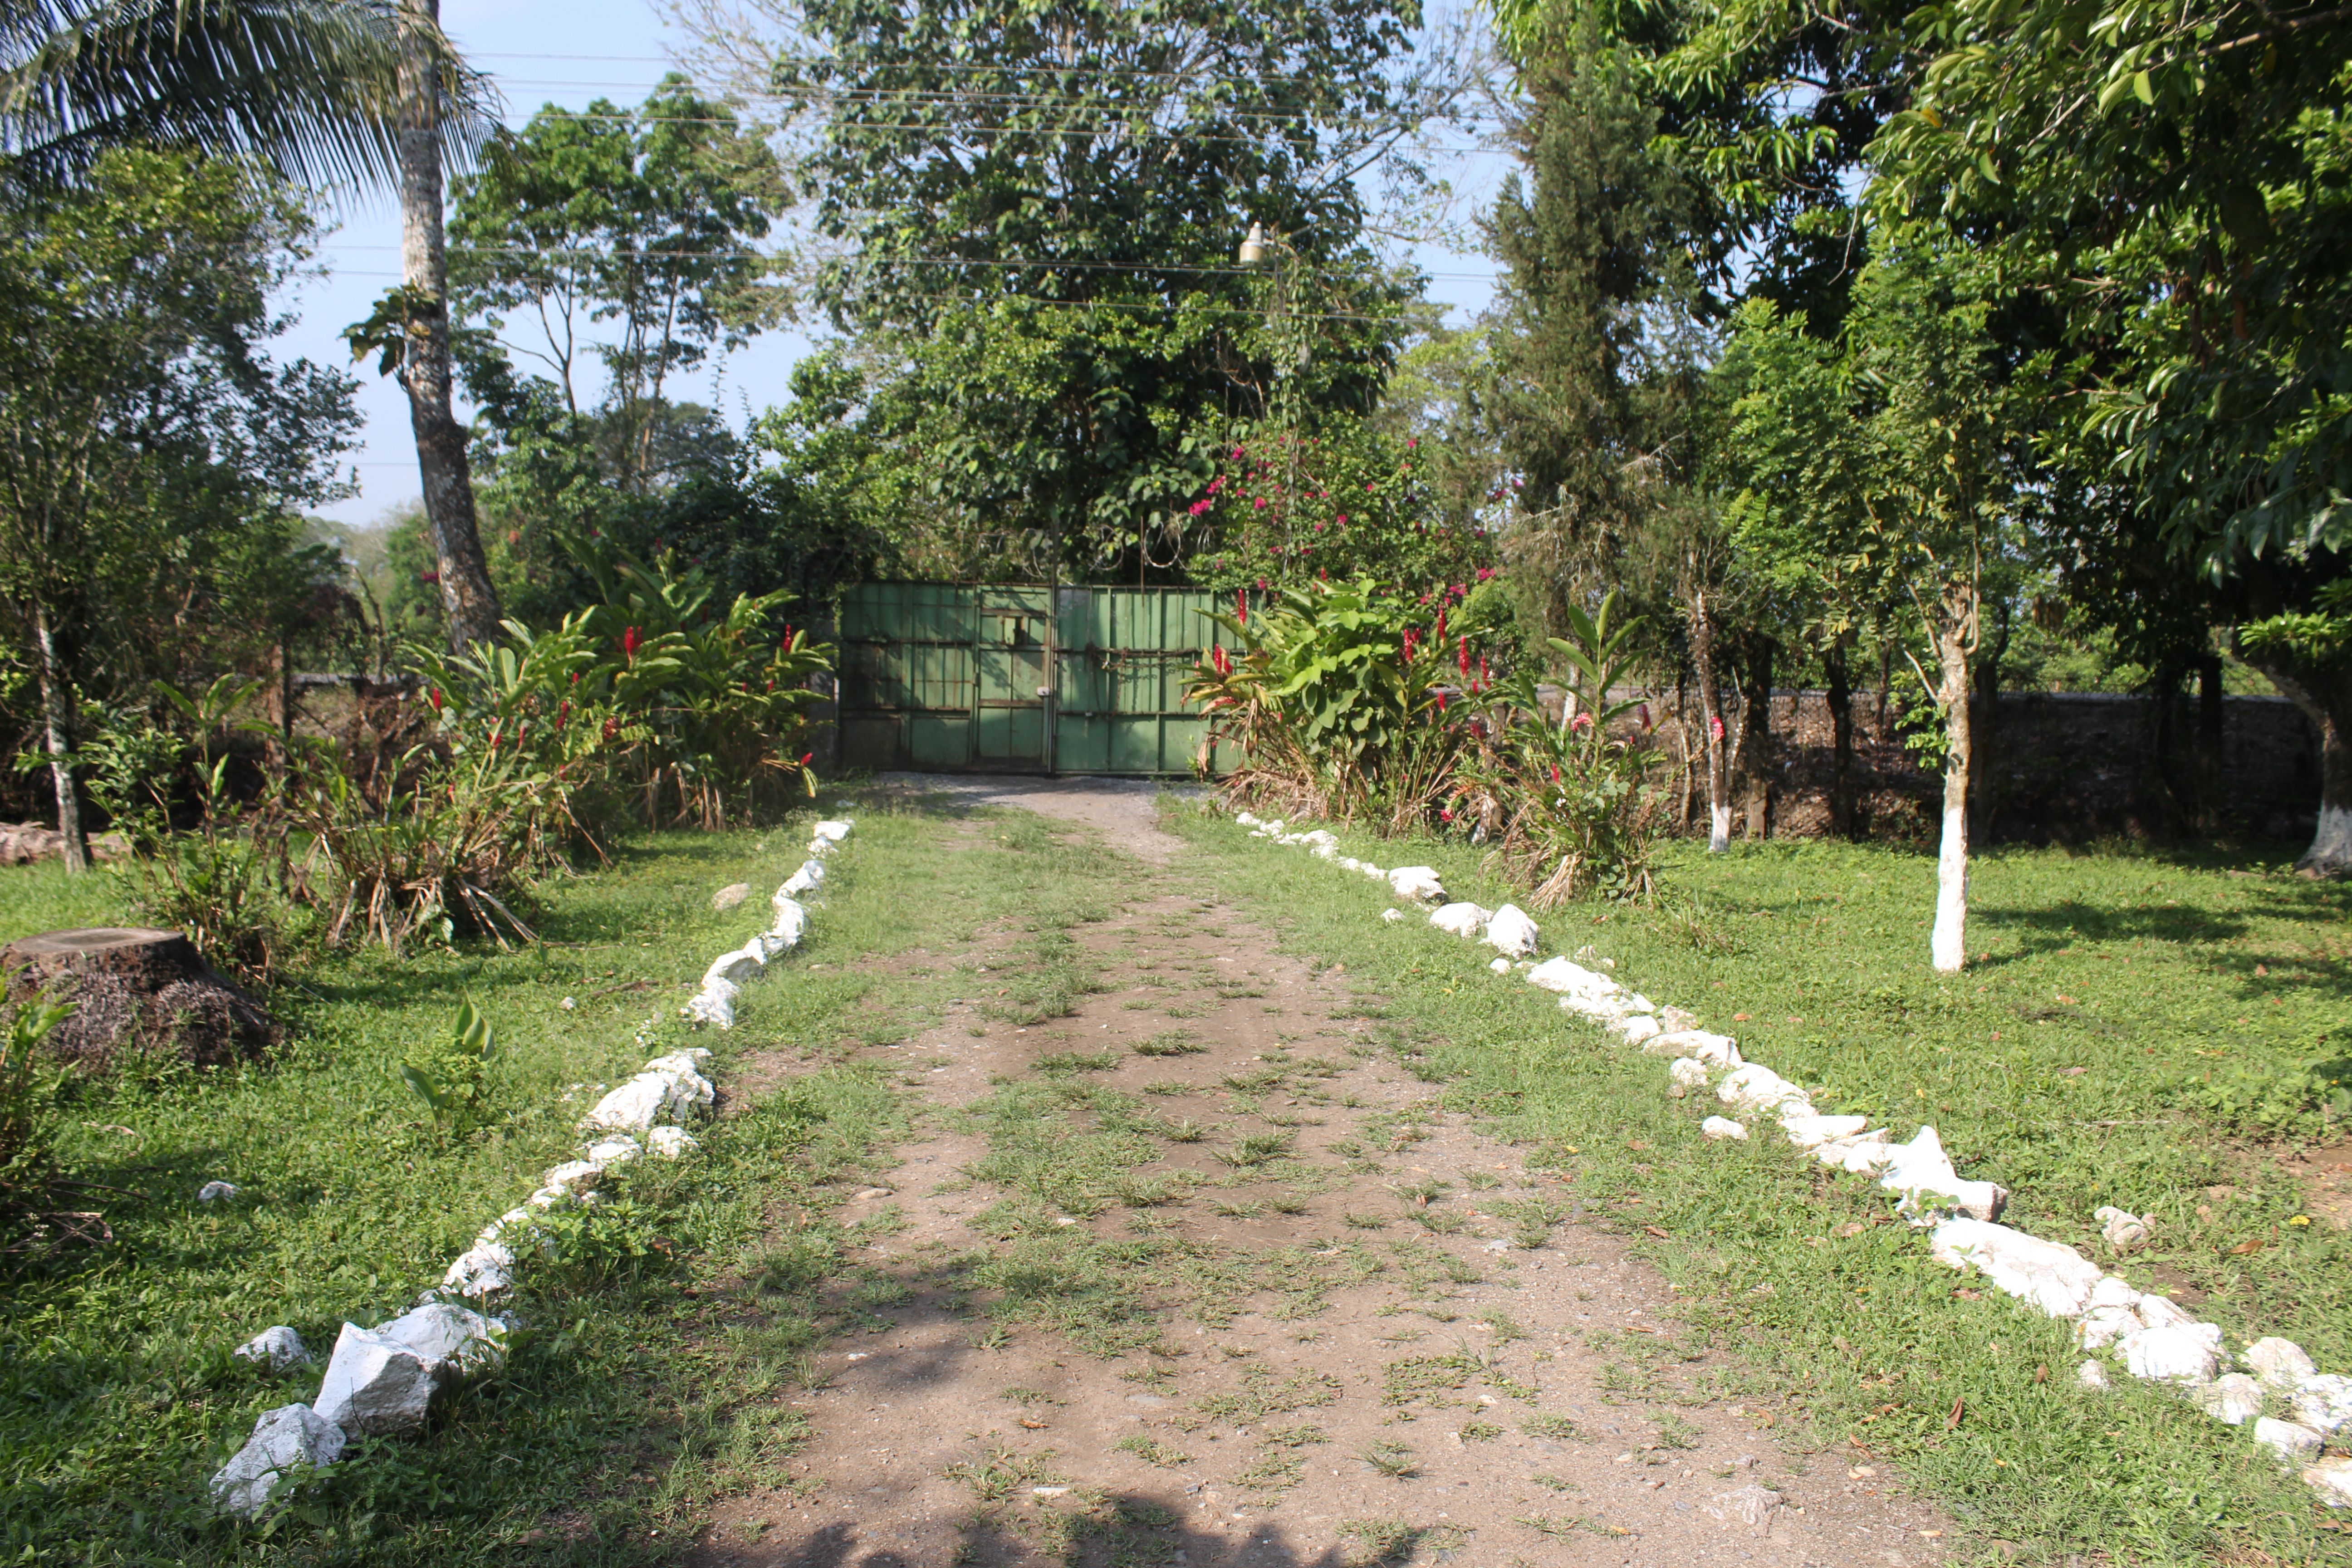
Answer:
392;0;496;647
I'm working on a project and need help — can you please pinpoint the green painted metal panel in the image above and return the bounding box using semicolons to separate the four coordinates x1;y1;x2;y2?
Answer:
834;582;1238;775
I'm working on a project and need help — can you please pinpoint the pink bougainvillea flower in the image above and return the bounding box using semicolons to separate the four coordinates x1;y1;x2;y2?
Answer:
1710;715;1726;741
1439;807;1454;821
1572;711;1594;732
1335;514;1348;526
1254;497;1268;510
1476;566;1495;581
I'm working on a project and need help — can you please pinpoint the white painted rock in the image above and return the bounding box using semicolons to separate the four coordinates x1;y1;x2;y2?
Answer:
2246;1337;2317;1391
1928;1218;2104;1318
1717;1064;1810;1116
768;893;808;947
1701;1117;1748;1141
2195;1372;2266;1425
1428;902;1493;939
1387;866;1446;903
198;1181;237;1203
2077;1360;2109;1391
1612;1014;1663;1045
1482;905;1540;958
542;1159;605;1195
1381;908;1403;923
1234;812;1261;828
1813;1132;1896;1175
2120;1321;2224;1384
1780;1114;1869;1149
703;946;764;987
781;859;827;896
2077;1274;2144;1349
579;1058;714;1133
1702;1484;1781;1534
712;882;751;911
1669;1057;1713;1088
1338;857;1363;872
1877;1125;2005;1222
1360;863;1388;881
1487;957;1510;975
234;1326;310;1371
647;1125;700;1159
210;1402;347;1517
441;1239;515;1298
377;1301;503;1378
683;980;738;1030
313;1324;434;1436
2254;1417;2323;1463
1524;956;1618;1001
1643;1030;1742;1068
2093;1205;2150;1248
2137;1291;2200;1330
2303;1457;2352;1507
585;1135;642;1167
812;819;853;844
2293;1373;2352;1433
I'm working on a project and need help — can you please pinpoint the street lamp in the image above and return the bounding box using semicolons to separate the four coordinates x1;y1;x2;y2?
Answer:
1238;222;1269;266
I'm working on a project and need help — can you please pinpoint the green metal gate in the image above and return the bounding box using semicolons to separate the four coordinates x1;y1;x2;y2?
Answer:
836;583;1236;775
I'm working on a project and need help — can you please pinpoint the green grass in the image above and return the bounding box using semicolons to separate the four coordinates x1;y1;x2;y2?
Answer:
1168;808;2352;1565
0;799;1128;1565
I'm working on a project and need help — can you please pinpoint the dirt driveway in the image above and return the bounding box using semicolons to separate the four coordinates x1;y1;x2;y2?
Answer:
694;781;1955;1568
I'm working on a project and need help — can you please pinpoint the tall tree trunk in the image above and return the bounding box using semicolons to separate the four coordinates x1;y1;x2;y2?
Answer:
1737;638;1774;841
31;599;89;872
397;0;502;651
2198;652;2225;829
1931;625;1973;971
1690;587;1731;853
1826;642;1854;839
1877;641;1895;743
2236;643;2352;877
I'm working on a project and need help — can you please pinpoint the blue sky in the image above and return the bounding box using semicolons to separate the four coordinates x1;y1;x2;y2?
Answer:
287;0;1509;529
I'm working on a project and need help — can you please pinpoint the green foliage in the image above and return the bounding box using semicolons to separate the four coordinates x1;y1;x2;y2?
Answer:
1458;594;1664;904
398;999;498;1137
1189;578;1488;830
0;1000;72;1216
0;148;359;840
763;0;1444;578
0;0;490;191
1188;421;1496;594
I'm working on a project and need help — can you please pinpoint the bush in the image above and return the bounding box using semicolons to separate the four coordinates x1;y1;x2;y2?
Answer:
0;1000;73;1220
1454;594;1664;905
1187;578;1490;832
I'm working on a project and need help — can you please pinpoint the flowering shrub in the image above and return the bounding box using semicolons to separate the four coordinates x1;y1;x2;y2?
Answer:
1187;578;1494;831
1186;425;1495;593
291;544;833;955
1453;594;1662;905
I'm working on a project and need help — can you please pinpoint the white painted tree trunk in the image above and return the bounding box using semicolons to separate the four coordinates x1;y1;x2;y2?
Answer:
1931;636;1973;973
1689;587;1731;853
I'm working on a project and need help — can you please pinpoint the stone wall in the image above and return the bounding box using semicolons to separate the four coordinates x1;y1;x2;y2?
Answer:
1645;690;2321;846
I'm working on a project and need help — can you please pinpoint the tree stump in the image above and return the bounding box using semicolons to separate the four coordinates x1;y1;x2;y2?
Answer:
0;927;276;1068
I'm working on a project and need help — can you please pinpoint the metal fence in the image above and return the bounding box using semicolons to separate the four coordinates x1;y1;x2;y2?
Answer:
835;583;1239;775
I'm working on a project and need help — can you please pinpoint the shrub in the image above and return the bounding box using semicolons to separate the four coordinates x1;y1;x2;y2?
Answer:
0;1000;73;1220
1188;577;1490;831
1455;594;1663;905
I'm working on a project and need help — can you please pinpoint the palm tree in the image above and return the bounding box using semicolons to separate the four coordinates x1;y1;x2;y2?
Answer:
0;0;503;868
0;0;478;186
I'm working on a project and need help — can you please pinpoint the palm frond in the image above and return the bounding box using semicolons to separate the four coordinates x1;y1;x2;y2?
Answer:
0;0;495;193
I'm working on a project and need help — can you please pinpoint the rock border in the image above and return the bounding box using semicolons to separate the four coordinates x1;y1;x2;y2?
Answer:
208;818;856;1518
1230;811;2352;1508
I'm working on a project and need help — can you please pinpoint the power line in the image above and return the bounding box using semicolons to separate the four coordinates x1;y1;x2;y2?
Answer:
318;242;1495;283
